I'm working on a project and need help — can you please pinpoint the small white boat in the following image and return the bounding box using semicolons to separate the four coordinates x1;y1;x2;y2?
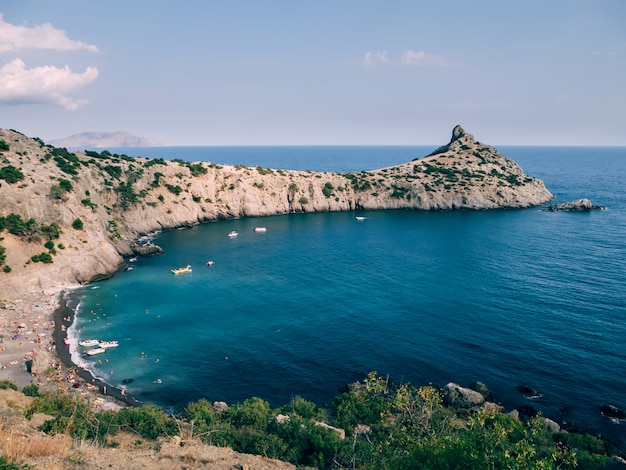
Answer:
356;216;366;221
99;340;119;348
228;231;239;237
79;339;100;347
86;347;106;356
254;227;267;232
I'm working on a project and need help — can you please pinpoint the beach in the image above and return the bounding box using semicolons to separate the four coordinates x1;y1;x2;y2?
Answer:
0;286;133;410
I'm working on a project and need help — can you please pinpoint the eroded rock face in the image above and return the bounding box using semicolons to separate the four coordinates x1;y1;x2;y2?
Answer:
0;126;553;298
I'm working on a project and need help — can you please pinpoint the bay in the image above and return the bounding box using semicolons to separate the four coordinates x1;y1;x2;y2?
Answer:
68;145;626;447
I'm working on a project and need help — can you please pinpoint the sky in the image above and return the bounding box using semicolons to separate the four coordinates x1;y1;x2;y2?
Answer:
0;1;625;146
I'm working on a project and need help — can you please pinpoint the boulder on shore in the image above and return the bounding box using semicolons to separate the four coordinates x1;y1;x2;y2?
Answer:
444;382;486;409
546;198;603;212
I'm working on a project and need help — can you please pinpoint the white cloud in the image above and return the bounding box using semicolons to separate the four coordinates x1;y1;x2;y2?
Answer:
401;50;450;67
0;13;98;53
0;58;99;110
363;51;389;66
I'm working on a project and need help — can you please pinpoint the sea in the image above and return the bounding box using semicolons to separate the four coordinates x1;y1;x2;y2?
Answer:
64;145;626;447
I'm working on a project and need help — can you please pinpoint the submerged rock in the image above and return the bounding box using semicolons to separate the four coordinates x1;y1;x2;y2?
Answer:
600;404;626;420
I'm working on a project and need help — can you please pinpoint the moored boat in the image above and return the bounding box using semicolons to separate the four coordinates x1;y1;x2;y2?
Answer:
99;340;119;348
86;347;106;356
79;339;100;347
171;264;191;275
254;226;267;232
228;231;238;237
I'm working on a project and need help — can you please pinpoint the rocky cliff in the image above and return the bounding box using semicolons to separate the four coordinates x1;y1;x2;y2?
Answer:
0;125;552;299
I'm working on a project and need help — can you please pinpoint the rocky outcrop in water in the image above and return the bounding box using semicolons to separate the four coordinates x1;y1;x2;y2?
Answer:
0;126;553;298
546;198;604;212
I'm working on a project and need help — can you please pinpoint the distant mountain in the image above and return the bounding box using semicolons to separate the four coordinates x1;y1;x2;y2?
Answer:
49;131;166;149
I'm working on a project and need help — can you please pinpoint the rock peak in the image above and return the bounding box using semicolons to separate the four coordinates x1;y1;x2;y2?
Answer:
450;124;475;144
451;125;466;142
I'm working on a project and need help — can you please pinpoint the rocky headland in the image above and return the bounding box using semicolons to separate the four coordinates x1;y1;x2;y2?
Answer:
0;124;552;301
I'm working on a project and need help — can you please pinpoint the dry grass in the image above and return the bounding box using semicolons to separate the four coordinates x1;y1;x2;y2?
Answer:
0;421;72;459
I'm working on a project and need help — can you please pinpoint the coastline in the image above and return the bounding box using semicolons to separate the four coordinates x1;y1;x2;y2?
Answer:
52;289;141;408
0;283;138;411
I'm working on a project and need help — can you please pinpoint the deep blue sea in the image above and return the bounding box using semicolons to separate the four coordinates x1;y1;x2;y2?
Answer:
66;145;626;447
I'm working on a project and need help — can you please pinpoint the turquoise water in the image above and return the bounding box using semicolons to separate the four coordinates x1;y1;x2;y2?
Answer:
67;145;626;447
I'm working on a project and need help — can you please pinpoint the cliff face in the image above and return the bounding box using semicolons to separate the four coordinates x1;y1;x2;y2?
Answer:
0;126;552;298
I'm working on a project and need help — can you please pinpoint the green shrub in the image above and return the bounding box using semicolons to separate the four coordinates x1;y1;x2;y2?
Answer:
0;165;24;183
44;241;54;251
0;379;18;390
282;395;319;420
3;265;11;273
72;218;84;230
165;184;182;195
58;178;73;192
31;252;53;263
299;196;308;205
322;182;334;197
115;405;177;440
0;455;30;470
0;139;9;151
22;383;40;397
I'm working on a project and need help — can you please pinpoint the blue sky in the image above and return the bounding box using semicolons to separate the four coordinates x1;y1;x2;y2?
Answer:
0;1;625;145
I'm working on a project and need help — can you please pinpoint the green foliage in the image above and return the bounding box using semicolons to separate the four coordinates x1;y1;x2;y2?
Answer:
0;139;9;151
103;165;122;179
151;172;164;188
72;218;84;230
22;373;620;469
49;147;80;175
256;166;273;175
224;397;271;430
0;165;24;183
143;158;167;167
390;185;410;199
299;196;308;205
186;162;207;176
322;182;334;197
282;395;320;420
0;245;6;265
0;455;30;470
44;240;54;251
3;214;36;237
3;265;10;273
115;181;138;210
22;383;40;397
81;198;98;210
115;405;177;440
38;222;61;240
0;379;18;390
58;179;73;192
165;183;182;195
31;252;53;263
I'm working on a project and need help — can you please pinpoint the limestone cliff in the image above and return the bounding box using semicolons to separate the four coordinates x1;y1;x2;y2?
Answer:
0;125;552;298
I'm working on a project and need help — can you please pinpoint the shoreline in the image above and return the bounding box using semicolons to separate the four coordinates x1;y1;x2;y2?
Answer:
52;289;141;408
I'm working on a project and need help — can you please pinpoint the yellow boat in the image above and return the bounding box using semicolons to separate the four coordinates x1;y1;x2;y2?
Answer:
171;264;191;275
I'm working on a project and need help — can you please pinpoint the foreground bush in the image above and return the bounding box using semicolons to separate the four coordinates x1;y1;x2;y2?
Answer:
22;375;623;469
